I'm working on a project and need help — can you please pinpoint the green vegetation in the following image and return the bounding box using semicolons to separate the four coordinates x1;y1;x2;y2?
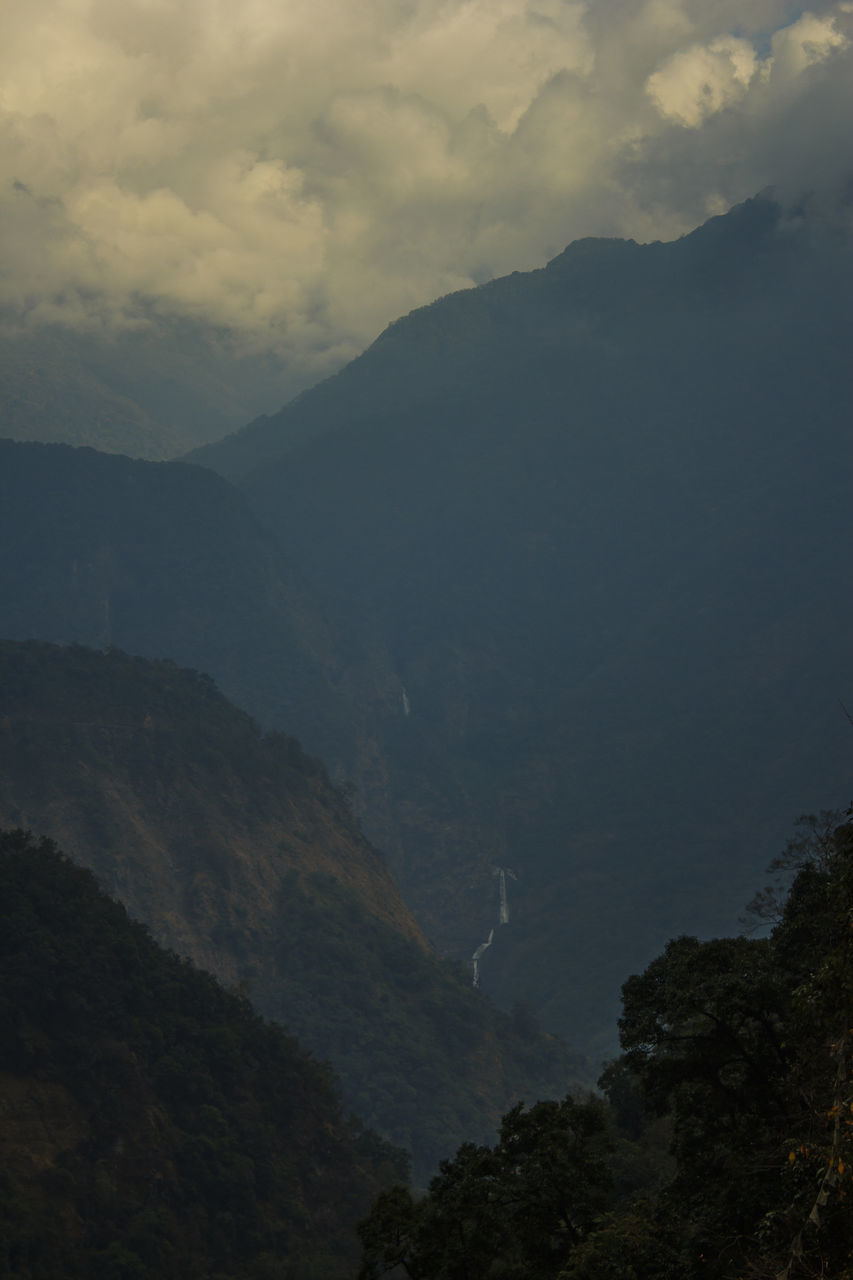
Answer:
359;1095;613;1280
359;811;853;1278
0;827;404;1279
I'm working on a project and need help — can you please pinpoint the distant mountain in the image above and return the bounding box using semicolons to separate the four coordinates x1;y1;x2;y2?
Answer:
0;437;369;767
0;828;404;1279
0;438;439;928
188;191;851;482
189;191;853;1052
0;315;301;460
0;640;587;1180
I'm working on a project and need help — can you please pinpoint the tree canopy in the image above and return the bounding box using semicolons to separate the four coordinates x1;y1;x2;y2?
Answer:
359;811;853;1279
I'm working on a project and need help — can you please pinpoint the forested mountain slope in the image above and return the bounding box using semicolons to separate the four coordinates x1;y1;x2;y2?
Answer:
0;640;586;1180
0;828;402;1279
191;191;853;1052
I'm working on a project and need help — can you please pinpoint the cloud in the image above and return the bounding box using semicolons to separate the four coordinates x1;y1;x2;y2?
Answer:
1;0;851;385
646;36;760;127
645;9;848;128
769;8;848;77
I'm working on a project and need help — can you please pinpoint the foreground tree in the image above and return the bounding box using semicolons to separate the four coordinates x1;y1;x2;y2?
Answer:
358;1095;612;1280
359;812;853;1280
615;815;853;1279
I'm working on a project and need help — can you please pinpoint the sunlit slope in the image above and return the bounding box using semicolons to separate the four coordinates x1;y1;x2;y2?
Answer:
217;193;853;1050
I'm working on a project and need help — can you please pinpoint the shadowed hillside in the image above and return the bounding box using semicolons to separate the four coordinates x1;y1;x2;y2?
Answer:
0;828;404;1279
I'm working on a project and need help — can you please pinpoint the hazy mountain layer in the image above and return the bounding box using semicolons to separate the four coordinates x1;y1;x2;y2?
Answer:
191;192;853;1053
0;316;299;460
0;436;384;772
0;640;587;1179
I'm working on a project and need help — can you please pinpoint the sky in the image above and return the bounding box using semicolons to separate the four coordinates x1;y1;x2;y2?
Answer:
2;0;851;385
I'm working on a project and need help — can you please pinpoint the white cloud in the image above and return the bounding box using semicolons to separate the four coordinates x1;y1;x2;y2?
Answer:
0;0;851;385
645;9;849;126
768;9;848;79
646;36;760;126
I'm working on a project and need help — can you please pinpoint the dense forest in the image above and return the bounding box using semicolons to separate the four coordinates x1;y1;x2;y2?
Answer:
0;828;405;1279
4;194;853;1060
359;811;853;1278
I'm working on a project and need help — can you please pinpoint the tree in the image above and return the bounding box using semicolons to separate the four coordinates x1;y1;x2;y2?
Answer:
613;817;853;1279
358;1096;612;1280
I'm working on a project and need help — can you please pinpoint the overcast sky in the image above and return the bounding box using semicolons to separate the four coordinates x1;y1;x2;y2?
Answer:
2;0;851;383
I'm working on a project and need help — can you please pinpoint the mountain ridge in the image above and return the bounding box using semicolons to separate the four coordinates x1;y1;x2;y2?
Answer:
184;190;823;480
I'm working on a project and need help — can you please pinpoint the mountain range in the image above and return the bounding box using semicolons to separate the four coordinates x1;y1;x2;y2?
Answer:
3;188;852;1064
